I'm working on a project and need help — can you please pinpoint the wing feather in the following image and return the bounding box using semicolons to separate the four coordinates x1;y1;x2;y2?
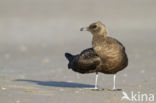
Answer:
71;48;101;73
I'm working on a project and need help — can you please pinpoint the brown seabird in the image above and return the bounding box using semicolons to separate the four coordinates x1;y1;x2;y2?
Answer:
65;21;128;90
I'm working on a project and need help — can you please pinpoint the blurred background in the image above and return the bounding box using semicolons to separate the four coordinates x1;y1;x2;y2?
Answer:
0;0;156;51
0;0;156;103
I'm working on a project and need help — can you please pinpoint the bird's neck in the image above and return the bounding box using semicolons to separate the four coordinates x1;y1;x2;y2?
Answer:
92;34;108;46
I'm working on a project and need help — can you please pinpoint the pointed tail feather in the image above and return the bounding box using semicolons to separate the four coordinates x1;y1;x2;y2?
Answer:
65;53;74;62
65;53;74;69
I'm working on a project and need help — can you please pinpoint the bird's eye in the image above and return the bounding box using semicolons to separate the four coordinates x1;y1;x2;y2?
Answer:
91;25;97;29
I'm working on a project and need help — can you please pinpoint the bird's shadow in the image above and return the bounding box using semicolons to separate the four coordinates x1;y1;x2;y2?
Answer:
15;79;94;88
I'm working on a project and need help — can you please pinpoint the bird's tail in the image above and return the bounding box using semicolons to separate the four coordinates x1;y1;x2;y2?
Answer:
65;53;74;68
65;53;74;62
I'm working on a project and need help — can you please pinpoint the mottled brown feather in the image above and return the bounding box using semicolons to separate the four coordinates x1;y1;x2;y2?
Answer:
65;21;128;74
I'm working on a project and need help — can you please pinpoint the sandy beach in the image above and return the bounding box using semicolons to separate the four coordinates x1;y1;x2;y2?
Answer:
0;0;156;103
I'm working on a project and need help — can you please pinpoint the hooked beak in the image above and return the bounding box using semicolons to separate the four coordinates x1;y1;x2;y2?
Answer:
80;27;89;31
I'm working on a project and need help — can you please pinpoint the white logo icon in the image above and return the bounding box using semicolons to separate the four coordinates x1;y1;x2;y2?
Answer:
121;91;131;101
121;91;155;102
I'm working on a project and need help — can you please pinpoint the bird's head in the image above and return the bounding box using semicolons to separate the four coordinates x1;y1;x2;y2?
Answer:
80;21;108;37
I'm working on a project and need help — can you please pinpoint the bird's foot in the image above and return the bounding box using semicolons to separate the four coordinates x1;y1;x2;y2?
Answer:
108;88;122;91
91;88;104;91
91;86;100;91
84;86;104;91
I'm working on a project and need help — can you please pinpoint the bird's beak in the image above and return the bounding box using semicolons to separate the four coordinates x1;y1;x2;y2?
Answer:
80;27;89;31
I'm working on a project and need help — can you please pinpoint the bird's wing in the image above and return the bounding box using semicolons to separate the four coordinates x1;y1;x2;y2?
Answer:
72;48;101;72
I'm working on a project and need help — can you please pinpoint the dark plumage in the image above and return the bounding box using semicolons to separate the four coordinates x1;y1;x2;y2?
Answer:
65;48;100;73
65;21;128;90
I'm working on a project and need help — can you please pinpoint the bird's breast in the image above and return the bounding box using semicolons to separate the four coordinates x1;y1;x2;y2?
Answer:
93;45;124;66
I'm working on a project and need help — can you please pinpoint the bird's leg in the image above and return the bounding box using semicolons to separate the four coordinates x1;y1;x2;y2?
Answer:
84;72;103;90
109;74;122;91
112;74;116;90
94;72;98;89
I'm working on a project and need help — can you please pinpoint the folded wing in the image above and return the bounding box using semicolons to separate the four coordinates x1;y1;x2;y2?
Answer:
69;48;101;73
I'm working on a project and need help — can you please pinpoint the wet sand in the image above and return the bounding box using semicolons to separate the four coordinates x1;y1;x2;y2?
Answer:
0;0;156;103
